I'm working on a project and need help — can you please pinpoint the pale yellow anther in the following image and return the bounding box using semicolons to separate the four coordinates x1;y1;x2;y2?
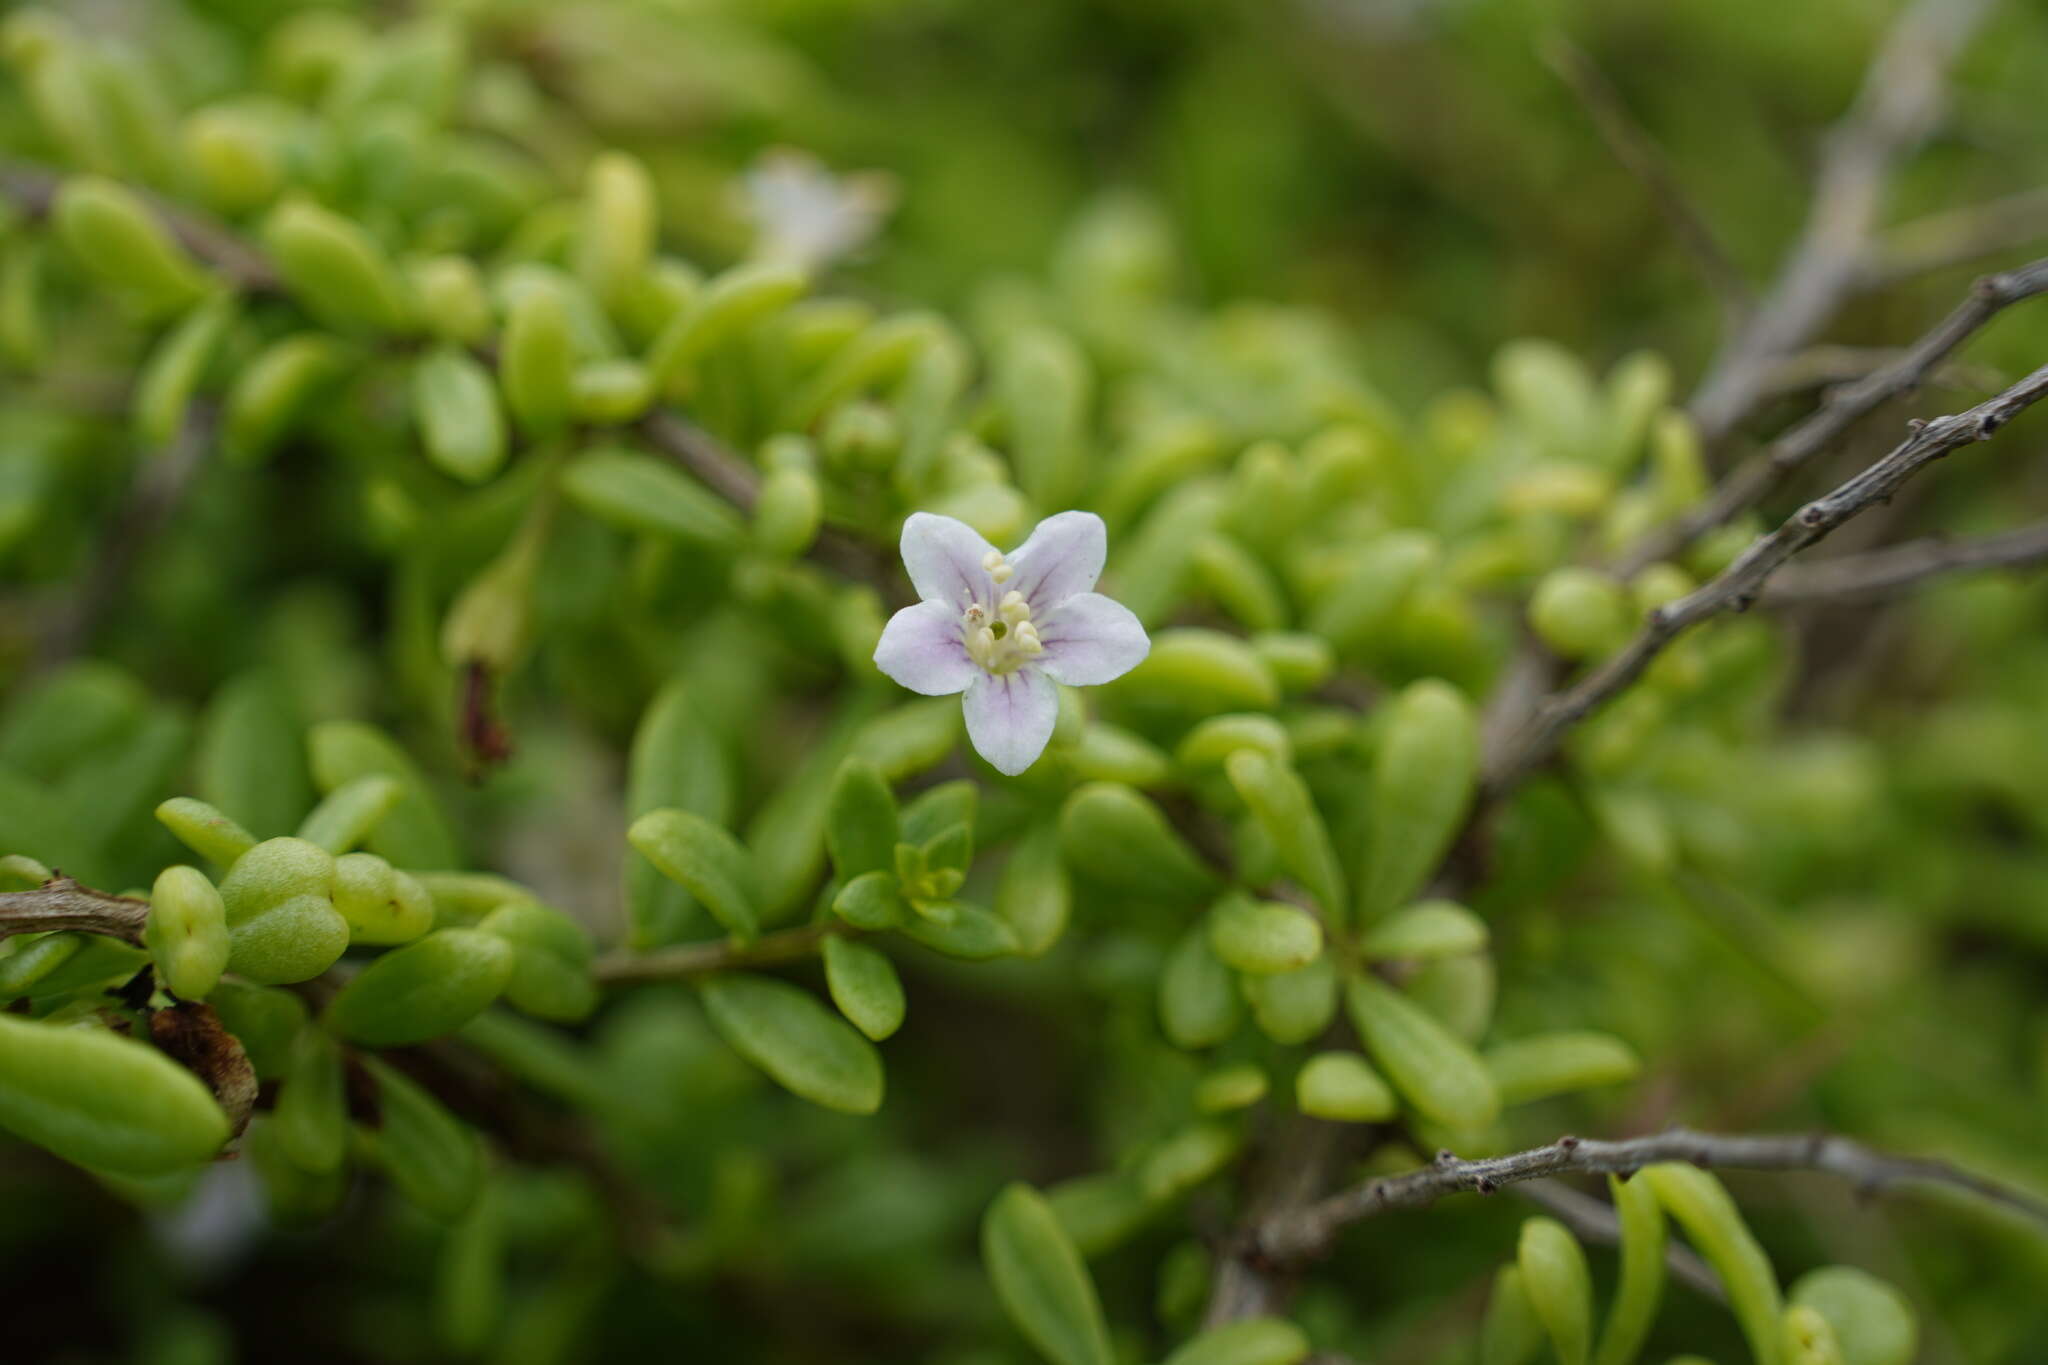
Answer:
961;589;1041;675
983;550;1015;585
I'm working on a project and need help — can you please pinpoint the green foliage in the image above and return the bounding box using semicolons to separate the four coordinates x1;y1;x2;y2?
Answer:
0;1;2043;1360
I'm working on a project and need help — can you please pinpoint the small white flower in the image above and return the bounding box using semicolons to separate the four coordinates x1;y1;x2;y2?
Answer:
875;511;1150;775
740;147;897;272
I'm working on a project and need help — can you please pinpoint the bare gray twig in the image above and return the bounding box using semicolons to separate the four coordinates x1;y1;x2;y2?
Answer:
0;877;150;945
1618;257;2048;575
1687;0;1995;443
1255;1128;2048;1265
1757;344;2004;402
1543;39;1751;324
1762;519;2048;604
1493;356;2048;792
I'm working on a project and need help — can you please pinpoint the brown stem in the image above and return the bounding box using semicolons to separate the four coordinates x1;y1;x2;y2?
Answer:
1761;519;2048;605
591;922;847;986
0;877;150;945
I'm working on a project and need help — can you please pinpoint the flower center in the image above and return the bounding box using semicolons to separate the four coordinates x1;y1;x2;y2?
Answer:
963;565;1043;675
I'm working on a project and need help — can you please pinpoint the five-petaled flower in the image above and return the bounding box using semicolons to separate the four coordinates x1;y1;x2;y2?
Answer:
874;511;1149;775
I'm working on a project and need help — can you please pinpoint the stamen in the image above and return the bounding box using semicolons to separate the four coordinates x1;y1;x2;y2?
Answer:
983;550;1015;585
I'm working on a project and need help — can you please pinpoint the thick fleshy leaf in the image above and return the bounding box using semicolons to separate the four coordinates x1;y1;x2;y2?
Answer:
1037;593;1150;687
874;600;977;696
982;1183;1116;1365
963;668;1059;775
699;973;884;1115
1007;510;1106;611
900;511;998;610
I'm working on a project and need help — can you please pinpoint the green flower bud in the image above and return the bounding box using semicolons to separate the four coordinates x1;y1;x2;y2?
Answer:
440;527;543;673
331;852;434;945
1296;1051;1397;1122
145;865;230;1001
52;176;209;316
324;927;513;1047
412;345;507;484
1530;568;1630;660
0;1013;228;1175
219;837;348;986
262;197;412;333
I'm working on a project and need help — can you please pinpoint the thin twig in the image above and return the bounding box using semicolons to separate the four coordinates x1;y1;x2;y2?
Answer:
1492;358;2048;791
1762;519;2048;604
635;409;893;589
1687;0;1995;443
1255;1128;2048;1265
1514;1179;1726;1302
35;403;217;668
1867;185;2048;287
1756;344;2004;402
1624;257;2048;573
0;877;150;945
592;922;847;986
1543;38;1751;324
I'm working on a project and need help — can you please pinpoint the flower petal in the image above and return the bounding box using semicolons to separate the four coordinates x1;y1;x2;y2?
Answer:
961;668;1058;776
874;601;977;696
1006;510;1106;611
900;512;998;610
1035;592;1150;686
